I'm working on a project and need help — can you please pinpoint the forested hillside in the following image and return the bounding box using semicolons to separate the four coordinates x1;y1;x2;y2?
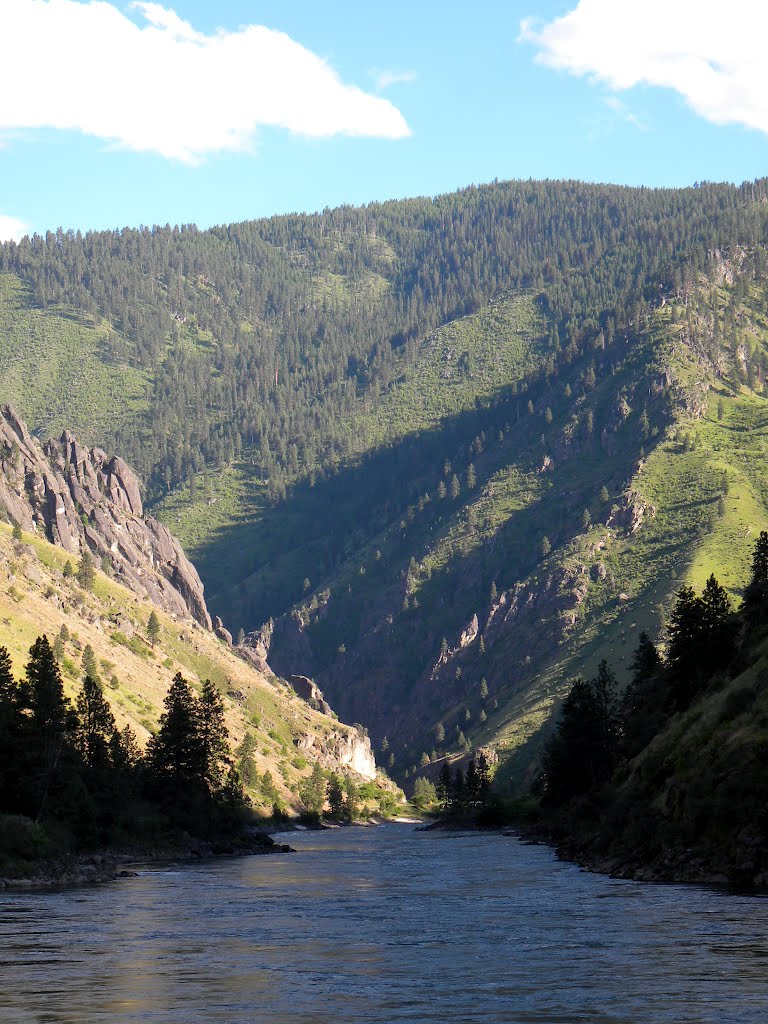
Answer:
536;535;768;888
4;178;768;784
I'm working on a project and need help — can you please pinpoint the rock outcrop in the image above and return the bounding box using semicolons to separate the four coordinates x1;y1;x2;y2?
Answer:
295;726;377;781
0;405;211;627
288;674;333;716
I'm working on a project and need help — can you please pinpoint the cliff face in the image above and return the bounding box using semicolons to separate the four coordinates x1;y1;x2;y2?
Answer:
0;406;211;627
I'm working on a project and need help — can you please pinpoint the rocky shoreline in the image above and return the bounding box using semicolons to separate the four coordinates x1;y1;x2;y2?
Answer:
415;814;768;892
508;823;768;893
0;831;294;890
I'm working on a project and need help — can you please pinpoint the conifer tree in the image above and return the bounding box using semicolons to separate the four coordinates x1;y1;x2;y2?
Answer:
147;672;205;799
19;636;72;819
77;551;96;591
327;774;344;817
75;675;115;770
147;611;161;646
198;679;230;792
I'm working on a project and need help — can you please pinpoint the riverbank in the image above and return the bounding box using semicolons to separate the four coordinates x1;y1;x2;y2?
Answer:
0;830;294;890
414;807;768;891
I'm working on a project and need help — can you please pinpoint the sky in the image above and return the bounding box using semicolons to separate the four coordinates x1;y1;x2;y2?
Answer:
2;0;768;240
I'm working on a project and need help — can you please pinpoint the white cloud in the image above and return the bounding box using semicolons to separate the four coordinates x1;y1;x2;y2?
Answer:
0;214;29;243
521;1;768;135
373;69;417;92
0;0;411;163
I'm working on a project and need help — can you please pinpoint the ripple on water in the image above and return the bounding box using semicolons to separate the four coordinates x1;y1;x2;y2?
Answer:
1;825;768;1024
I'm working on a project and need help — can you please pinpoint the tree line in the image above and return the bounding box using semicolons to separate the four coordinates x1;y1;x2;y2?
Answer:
3;179;768;503
0;635;243;858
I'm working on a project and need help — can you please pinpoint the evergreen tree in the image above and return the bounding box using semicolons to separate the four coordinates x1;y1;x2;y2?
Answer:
76;551;96;591
343;776;359;821
81;644;98;681
436;762;453;811
543;664;620;805
0;646;21;804
198;679;230;792
75;675;115;770
327;774;344;817
298;763;326;816
147;611;161;646
744;530;768;611
236;731;258;788
18;636;73;820
147;672;205;800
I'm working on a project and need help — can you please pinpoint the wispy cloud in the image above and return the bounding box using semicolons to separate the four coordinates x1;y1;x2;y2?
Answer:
521;1;768;135
0;214;29;243
0;0;411;164
372;69;418;91
603;96;647;132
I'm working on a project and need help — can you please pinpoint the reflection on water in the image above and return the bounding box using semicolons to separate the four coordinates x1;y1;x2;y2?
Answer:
2;825;768;1023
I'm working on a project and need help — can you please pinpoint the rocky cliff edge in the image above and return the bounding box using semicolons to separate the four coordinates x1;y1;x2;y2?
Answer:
0;405;211;628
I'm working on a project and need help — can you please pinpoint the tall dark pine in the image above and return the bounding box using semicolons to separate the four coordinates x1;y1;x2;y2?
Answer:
621;632;665;758
0;646;20;806
198;679;230;793
19;636;72;820
75;676;116;771
744;531;768;616
543;665;620;806
147;672;204;800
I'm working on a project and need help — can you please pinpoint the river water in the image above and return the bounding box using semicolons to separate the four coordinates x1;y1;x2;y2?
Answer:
1;824;768;1023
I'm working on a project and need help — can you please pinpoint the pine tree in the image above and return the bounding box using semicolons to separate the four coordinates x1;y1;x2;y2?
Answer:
147;672;205;798
81;644;98;681
327;774;344;817
0;646;21;803
343;776;359;821
77;551;96;591
745;531;768;611
19;636;72;819
75;675;115;770
236;732;258;788
147;611;161;646
436;763;452;810
198;679;230;792
299;763;326;815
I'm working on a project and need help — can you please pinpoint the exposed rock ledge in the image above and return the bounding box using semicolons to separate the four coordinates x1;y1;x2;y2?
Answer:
0;405;211;627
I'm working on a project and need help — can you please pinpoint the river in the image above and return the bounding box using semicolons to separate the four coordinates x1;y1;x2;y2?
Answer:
1;824;767;1023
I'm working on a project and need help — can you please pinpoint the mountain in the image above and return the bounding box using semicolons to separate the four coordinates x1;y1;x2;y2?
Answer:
3;179;768;786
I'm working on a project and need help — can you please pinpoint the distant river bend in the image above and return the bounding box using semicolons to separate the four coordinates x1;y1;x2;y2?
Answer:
2;824;768;1023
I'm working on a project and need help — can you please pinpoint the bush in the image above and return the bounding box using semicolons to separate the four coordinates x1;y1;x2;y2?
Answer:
0;815;50;862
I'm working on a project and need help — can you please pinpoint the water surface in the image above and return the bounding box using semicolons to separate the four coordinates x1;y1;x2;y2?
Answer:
2;824;767;1023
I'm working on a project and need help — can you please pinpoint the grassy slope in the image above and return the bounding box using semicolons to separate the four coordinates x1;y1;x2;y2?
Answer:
151;293;550;625
0;521;391;814
488;282;768;786
0;274;149;444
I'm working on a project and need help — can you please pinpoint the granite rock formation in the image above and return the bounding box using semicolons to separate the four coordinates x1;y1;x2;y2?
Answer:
0;405;211;627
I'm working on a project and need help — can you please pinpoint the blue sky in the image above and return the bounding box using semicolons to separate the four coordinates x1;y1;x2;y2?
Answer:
2;0;768;239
